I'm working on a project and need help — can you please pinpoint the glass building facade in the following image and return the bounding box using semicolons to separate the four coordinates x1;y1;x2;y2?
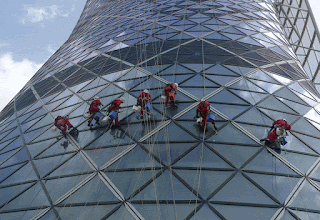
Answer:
1;0;320;219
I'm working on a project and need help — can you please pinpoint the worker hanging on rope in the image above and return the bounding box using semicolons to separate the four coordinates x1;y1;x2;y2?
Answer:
104;96;126;126
196;99;218;132
136;89;152;119
260;119;291;154
87;96;103;126
52;116;78;138
161;83;178;107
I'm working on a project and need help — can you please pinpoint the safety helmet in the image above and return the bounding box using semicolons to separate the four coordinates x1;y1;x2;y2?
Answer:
120;97;126;102
201;98;206;102
94;96;99;100
174;83;178;88
282;119;287;121
51;126;57;132
143;89;149;93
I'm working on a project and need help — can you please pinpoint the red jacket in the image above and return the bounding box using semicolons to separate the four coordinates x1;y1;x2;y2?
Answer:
197;101;210;115
164;84;177;94
273;119;291;130
137;92;152;104
89;100;103;112
268;120;291;141
109;99;122;111
54;116;72;128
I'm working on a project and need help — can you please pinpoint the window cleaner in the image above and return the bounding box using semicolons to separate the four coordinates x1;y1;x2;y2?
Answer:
136;89;152;119
161;83;178;107
102;96;126;126
196;99;217;132
260;119;291;154
88;96;103;126
51;116;78;138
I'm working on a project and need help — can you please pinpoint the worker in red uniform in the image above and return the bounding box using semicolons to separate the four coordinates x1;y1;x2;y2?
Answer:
196;99;217;131
162;83;178;107
261;119;291;153
137;89;152;119
88;96;103;126
53;116;77;137
107;96;126;125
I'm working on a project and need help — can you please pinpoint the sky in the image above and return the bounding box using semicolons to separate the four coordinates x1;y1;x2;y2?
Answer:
1;0;320;112
0;0;86;111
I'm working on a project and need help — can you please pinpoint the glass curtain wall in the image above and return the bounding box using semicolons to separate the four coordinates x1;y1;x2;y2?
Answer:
0;0;320;219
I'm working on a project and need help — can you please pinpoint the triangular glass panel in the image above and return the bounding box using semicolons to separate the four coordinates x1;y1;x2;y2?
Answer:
245;172;301;204
75;129;106;149
85;145;131;168
277;98;311;115
283;134;316;154
0;162;38;186
225;65;255;76
182;87;218;99
291;209;320;220
289;132;320;154
279;210;297;220
34;153;73;177
143;142;197;166
175;169;234;199
158;74;195;84
250;79;283;94
173;143;232;169
211;204;278;220
274;88;304;103
205;75;238;86
37;138;76;158
204;32;230;40
192;204;221;220
0;163;26;183
243;149;298;175
212;144;261;169
0;147;29;168
208;89;249;105
211;173;278;205
144;122;198;143
132;170;197;201
0;209;44;220
106;205;134;220
257;96;297;114
107;169;158;199
95;84;124;97
292;117;320;137
231;90;269;105
129;77;166;92
230;79;266;92
175;120;219;140
106;146;162;170
78;77;109;92
214;103;251;119
289;181;320;211
248;70;280;83
158;64;194;75
281;151;318;174
57;204;120;220
235;107;273;126
61;175;119;204
117;69;147;81
205;64;239;76
44;174;90;203
0;182;33;207
207;123;257;145
142;64;170;75
136;203;200;219
237;36;263;47
2;182;50;210
182;64;213;73
258;108;300;124
238;123;271;140
102;69;127;82
181;74;220;87
49;153;93;178
0;150;15;165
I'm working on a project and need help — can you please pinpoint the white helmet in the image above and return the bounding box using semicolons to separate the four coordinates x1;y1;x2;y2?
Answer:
201;98;206;102
174;83;178;88
282;119;286;121
120;97;126;102
143;89;149;93
51;126;57;132
94;96;99;100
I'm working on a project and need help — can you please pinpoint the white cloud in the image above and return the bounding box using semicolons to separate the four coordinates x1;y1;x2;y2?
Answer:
0;53;43;111
47;44;56;54
21;5;75;24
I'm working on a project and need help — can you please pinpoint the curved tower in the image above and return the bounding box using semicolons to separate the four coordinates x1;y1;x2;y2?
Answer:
1;0;320;219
